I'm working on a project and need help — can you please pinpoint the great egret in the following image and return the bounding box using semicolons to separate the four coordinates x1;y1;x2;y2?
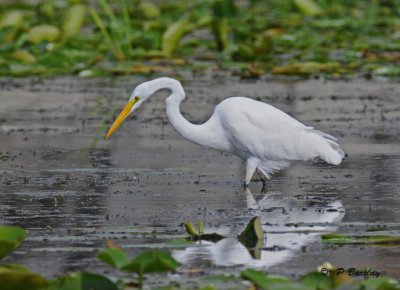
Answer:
105;77;345;186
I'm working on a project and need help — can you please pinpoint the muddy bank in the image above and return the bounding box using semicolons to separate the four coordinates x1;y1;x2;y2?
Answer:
0;76;399;284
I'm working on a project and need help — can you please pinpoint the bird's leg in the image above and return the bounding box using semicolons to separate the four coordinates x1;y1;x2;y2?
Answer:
244;158;258;188
256;169;269;193
252;171;268;192
260;178;267;193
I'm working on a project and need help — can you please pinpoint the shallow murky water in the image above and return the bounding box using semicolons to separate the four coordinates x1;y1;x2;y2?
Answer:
0;76;399;285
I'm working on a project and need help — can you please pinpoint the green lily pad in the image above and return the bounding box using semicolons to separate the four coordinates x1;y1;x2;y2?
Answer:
122;250;180;275
49;272;118;290
0;264;48;290
97;248;129;269
0;226;27;260
241;269;298;290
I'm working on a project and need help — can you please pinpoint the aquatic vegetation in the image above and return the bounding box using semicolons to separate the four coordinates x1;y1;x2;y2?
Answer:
98;246;180;289
0;226;26;259
322;233;400;245
0;225;400;289
0;0;400;77
242;267;400;290
184;221;224;242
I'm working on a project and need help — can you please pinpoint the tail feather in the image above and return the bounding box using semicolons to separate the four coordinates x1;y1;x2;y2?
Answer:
302;129;345;165
312;129;338;142
258;160;291;179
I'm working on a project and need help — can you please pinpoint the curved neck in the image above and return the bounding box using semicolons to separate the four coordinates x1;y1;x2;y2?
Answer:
145;77;186;102
144;78;220;148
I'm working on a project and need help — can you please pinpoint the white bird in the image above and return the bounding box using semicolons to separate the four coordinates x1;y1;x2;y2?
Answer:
105;77;345;187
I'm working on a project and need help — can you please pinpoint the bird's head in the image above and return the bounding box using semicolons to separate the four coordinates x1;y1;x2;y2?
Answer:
104;77;182;140
104;85;149;140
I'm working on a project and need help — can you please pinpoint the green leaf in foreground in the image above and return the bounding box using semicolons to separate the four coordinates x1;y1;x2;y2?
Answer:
97;248;129;269
240;269;295;290
0;226;27;259
299;271;333;290
362;277;400;290
49;272;118;290
0;264;48;290
122;250;180;275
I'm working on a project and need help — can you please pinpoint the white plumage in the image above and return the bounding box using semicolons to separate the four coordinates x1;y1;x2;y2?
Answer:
105;77;345;186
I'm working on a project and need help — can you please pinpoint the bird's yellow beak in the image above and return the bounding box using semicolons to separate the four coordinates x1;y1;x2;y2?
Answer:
104;98;139;140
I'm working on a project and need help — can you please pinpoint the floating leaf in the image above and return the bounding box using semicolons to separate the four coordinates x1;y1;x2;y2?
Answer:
27;25;60;44
241;269;294;290
0;226;27;259
293;0;323;16
162;19;188;55
122;250;180;275
299;271;333;289
97;248;129;269
0;264;48;290
167;238;193;246
62;4;86;39
321;234;400;245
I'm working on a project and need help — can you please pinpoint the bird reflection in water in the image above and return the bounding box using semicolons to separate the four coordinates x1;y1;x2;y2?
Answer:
173;189;344;268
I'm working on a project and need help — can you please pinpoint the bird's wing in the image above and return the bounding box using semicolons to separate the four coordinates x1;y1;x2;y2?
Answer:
216;97;343;164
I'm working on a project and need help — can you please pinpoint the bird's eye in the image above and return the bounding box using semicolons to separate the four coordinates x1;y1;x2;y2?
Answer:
134;96;140;101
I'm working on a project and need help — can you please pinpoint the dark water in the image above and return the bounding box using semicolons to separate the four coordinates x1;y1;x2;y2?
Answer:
0;76;399;285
